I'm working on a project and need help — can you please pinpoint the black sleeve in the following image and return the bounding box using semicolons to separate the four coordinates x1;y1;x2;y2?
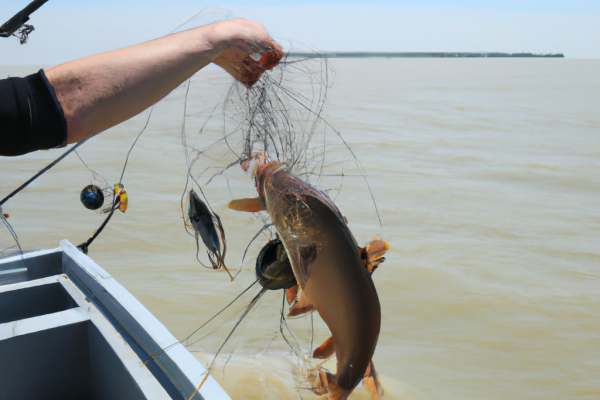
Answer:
0;69;68;157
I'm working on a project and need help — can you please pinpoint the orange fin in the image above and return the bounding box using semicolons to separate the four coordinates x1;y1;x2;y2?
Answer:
287;303;315;317
359;235;390;273
286;285;299;305
363;360;385;400
227;197;264;212
287;288;315;317
311;370;348;399
312;336;335;359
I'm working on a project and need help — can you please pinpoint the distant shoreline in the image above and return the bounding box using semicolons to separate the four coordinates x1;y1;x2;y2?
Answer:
288;52;565;58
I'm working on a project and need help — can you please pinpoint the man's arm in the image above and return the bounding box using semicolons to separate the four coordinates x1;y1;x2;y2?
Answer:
45;19;282;144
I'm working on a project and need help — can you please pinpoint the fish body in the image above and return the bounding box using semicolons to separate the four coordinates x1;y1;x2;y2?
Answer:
188;190;232;279
189;190;221;255
251;156;381;399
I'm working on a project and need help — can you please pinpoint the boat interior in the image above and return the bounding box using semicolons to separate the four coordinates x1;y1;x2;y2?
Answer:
0;241;230;400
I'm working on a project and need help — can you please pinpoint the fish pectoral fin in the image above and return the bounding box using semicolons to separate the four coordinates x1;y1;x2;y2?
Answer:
227;197;265;212
287;288;315;318
312;336;335;359
287;302;314;318
362;360;385;400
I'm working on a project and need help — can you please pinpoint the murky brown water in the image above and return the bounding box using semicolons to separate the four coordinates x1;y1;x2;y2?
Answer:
2;59;599;399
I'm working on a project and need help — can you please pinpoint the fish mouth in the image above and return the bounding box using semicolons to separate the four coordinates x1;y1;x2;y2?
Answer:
240;158;251;173
240;153;276;199
240;152;269;174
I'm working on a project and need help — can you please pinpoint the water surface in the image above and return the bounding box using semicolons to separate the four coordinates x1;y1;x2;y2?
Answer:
1;59;599;399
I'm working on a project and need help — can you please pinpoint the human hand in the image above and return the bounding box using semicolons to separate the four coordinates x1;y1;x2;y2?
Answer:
209;20;283;87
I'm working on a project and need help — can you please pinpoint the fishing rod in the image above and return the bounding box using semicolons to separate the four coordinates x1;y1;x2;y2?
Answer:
0;0;49;43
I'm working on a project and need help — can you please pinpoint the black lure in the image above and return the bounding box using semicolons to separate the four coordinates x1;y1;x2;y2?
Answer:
256;238;297;290
80;185;104;210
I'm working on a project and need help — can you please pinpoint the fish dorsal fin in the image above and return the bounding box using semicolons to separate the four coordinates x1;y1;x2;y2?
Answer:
227;197;265;212
312;336;335;359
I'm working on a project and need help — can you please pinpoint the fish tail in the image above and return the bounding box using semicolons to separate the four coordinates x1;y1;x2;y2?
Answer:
362;360;384;400
217;254;234;281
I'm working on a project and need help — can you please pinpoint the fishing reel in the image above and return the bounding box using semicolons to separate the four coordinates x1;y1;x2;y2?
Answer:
256;238;296;290
77;184;128;254
80;184;128;213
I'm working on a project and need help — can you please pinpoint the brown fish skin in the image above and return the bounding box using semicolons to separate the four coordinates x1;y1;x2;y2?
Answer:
259;163;381;400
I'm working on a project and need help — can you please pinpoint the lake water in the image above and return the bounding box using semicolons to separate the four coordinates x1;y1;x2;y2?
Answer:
1;59;599;400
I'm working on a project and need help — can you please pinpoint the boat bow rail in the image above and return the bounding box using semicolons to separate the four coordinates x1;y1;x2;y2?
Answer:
0;240;230;400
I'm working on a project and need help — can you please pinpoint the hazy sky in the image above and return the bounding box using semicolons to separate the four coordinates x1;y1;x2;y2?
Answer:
1;0;599;64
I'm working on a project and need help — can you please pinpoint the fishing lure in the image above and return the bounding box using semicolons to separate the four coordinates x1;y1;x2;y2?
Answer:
79;184;127;213
77;184;128;254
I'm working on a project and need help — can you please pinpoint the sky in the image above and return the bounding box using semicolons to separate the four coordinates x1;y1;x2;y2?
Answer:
1;0;599;64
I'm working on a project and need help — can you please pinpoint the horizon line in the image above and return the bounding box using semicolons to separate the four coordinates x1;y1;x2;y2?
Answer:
287;51;565;58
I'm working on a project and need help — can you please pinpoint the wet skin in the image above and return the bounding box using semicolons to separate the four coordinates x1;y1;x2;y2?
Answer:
262;167;381;399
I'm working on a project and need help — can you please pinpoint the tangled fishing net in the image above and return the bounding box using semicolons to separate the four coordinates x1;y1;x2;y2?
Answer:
0;9;384;399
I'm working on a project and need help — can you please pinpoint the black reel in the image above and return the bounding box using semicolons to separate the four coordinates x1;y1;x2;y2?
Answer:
256;238;297;290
